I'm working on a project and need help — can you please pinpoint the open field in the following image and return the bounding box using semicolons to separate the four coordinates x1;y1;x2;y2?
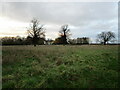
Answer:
2;45;119;88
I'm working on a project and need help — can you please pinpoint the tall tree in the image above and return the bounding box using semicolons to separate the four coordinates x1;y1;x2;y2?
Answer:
27;19;45;46
96;31;115;45
59;25;71;44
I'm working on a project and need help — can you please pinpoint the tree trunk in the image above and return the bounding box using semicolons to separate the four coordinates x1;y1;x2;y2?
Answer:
34;44;36;47
104;41;106;45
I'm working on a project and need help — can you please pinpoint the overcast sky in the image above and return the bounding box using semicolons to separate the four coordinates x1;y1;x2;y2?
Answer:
0;2;118;42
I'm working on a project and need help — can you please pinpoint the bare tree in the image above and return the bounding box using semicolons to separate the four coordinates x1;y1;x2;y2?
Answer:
59;25;71;44
96;31;115;45
27;19;45;46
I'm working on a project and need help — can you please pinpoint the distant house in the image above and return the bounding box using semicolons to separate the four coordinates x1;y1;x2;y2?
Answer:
69;37;90;45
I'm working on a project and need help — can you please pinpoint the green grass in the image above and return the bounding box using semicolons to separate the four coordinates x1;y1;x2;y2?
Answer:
2;45;119;88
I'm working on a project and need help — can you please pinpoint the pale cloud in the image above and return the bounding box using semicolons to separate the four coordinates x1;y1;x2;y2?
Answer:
0;17;29;37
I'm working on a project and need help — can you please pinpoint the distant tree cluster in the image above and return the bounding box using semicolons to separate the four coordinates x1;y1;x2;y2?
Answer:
1;36;45;45
69;37;89;45
1;18;116;46
2;36;28;45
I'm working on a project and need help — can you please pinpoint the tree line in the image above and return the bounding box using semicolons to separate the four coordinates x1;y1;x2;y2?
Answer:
1;19;116;46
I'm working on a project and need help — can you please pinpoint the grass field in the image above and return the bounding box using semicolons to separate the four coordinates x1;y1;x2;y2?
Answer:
2;45;119;88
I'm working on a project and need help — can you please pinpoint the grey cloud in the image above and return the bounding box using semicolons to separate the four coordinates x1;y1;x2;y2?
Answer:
1;2;118;41
2;2;117;24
